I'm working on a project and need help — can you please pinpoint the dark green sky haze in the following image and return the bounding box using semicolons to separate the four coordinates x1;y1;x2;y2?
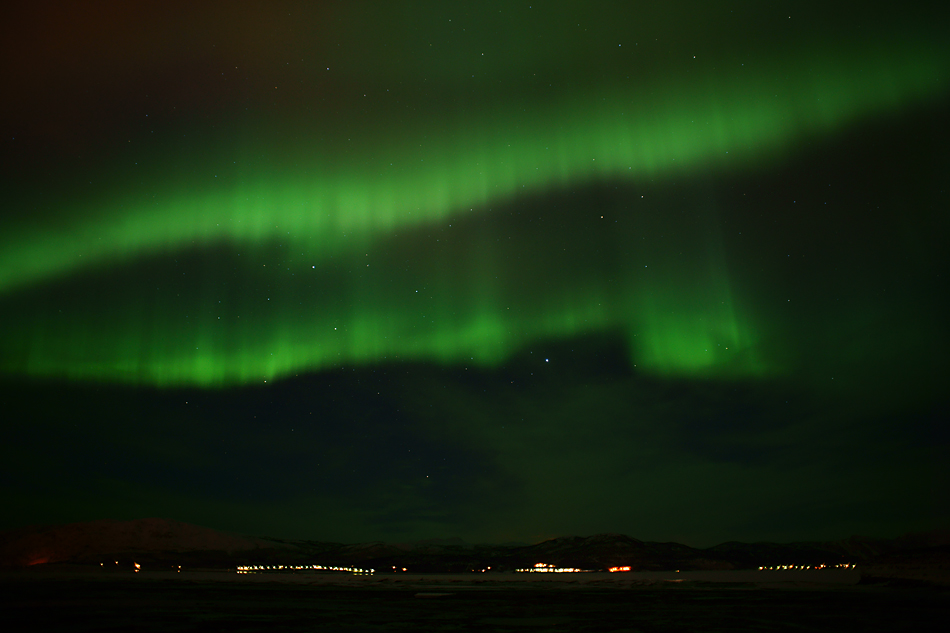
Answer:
0;1;946;547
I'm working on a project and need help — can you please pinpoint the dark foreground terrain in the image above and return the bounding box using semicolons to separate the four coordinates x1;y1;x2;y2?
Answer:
3;571;946;632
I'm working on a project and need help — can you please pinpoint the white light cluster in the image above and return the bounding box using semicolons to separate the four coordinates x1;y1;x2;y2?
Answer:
515;563;590;573
236;564;374;575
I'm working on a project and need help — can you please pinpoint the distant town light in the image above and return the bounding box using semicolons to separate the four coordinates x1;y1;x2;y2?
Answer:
236;563;374;575
515;563;591;573
758;563;854;571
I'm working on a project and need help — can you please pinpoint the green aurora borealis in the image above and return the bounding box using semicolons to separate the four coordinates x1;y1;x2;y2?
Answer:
0;1;946;545
1;30;945;385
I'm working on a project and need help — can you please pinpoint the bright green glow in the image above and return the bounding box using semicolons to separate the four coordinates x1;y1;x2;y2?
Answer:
1;40;943;295
8;267;761;386
0;38;945;386
2;206;766;386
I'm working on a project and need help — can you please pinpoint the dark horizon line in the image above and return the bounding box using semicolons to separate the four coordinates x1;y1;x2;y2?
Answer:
6;516;947;550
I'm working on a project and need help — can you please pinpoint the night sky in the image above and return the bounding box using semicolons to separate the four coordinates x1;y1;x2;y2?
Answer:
1;1;946;547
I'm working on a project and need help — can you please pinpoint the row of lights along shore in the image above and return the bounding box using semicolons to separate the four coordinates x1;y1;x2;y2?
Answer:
231;561;857;574
237;564;374;574
758;563;856;570
98;561;855;574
